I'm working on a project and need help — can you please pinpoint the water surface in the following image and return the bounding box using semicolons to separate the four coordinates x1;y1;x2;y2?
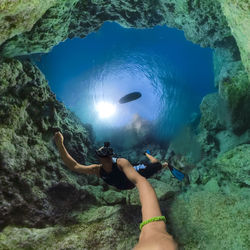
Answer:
36;21;215;148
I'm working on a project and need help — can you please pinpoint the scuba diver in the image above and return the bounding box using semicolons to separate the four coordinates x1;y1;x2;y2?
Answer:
54;131;177;249
54;131;170;190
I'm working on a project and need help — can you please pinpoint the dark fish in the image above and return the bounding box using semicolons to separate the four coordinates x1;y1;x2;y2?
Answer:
118;92;142;104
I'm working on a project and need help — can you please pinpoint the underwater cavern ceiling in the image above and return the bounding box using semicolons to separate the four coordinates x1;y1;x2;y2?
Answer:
0;0;249;249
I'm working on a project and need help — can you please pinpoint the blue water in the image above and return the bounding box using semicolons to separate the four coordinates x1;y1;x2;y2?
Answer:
36;21;215;148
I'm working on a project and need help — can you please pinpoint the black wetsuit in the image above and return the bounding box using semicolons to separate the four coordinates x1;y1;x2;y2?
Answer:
100;157;162;190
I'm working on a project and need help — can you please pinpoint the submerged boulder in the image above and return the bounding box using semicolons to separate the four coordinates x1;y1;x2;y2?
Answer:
213;46;250;135
214;144;250;186
0;0;58;45
219;69;250;134
126;177;181;206
0;205;141;250
0;0;249;249
169;185;250;250
200;93;228;132
0;58;97;229
220;0;250;79
1;0;231;57
215;129;250;154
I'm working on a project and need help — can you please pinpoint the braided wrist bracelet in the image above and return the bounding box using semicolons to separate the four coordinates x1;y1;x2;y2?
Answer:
139;216;166;230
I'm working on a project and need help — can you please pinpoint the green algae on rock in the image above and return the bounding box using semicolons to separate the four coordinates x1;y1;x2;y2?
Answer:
0;0;249;249
0;58;98;229
0;0;58;45
219;69;250;134
215;129;250;154
220;0;250;79
214;144;250;186
0;205;141;250
1;0;232;57
200;93;228;132
169;186;250;250
126;177;181;206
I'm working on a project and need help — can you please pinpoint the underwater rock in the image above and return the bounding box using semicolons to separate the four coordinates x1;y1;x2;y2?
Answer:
168;127;202;164
219;69;250;134
214;144;250;186
169;185;250;250
200;93;228;132
126;177;181;206
102;190;126;205
0;0;58;45
0;205;141;249
215;129;250;154
197;129;220;158
0;1;249;249
213;47;242;88
213;47;250;135
188;167;201;185
0;58;98;229
220;0;250;79
0;0;232;57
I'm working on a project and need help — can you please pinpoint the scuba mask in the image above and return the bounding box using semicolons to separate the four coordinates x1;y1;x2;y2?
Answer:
96;142;113;157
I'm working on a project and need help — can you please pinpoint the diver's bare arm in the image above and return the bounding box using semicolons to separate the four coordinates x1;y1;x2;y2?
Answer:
74;163;101;176
119;158;177;250
56;143;101;176
56;142;77;170
118;158;163;222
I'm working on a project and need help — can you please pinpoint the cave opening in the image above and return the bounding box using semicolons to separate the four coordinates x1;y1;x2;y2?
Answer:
32;21;215;151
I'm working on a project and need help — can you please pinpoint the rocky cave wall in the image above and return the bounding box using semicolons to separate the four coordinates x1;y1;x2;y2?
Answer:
0;0;250;249
0;58;103;229
0;0;235;55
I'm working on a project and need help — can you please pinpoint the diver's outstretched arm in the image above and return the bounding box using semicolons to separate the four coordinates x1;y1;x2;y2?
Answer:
54;132;101;176
118;158;163;221
118;158;177;250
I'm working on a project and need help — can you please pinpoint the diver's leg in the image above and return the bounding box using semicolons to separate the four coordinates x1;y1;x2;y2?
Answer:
136;154;163;178
145;153;159;164
145;153;169;168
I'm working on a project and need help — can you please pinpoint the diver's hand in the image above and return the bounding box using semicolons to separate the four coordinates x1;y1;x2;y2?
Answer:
93;164;103;169
54;131;64;147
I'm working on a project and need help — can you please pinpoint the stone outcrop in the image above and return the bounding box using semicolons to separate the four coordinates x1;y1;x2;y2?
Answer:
0;58;99;229
169;143;250;249
170;183;250;249
1;0;232;57
200;92;228;132
0;0;59;45
214;144;250;186
0;205;141;250
220;0;250;79
0;0;250;249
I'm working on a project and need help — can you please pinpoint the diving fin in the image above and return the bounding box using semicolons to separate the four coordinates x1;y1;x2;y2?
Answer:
168;163;185;181
143;149;151;155
166;150;185;181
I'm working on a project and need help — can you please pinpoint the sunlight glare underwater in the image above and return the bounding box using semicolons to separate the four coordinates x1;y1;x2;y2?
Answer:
36;21;214;143
88;54;164;126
